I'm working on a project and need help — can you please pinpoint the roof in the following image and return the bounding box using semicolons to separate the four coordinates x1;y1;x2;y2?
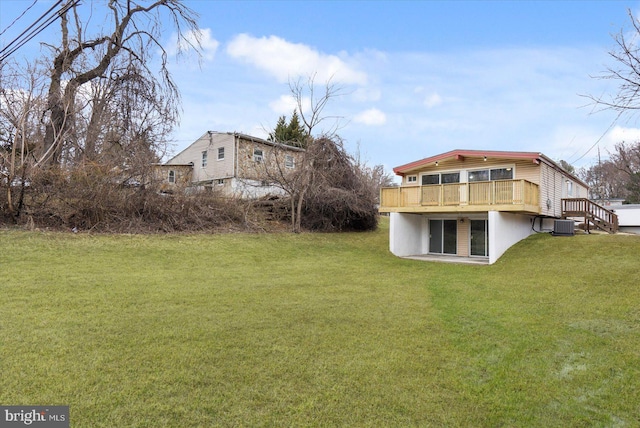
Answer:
165;131;305;165
208;131;306;152
393;149;588;188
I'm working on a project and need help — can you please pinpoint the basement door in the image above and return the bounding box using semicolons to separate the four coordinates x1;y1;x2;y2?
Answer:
429;219;457;255
470;219;489;257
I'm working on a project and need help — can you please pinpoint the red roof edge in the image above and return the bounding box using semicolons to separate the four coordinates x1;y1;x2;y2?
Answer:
393;149;542;175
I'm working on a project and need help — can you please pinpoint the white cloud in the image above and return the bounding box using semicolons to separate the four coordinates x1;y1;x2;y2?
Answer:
424;93;443;108
167;28;219;61
606;125;640;144
226;34;367;85
354;108;387;126
351;87;381;102
268;94;298;115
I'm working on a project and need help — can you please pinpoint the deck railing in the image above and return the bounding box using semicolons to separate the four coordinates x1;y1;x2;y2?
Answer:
380;179;539;210
561;198;618;233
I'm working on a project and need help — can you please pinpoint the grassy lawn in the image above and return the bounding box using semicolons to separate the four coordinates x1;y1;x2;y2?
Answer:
1;220;639;427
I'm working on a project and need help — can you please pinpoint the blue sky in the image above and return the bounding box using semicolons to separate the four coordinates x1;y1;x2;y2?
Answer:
2;1;640;174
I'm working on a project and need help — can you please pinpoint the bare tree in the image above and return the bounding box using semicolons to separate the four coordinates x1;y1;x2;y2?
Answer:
38;0;200;167
578;141;640;202
586;10;640;117
260;76;381;232
258;76;343;232
0;60;48;221
290;74;345;138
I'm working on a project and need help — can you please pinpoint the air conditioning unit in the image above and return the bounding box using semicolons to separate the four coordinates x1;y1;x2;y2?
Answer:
553;219;575;236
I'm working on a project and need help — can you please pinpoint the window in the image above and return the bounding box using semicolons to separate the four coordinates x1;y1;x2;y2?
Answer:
442;172;460;184
285;155;295;169
168;170;175;183
201;150;208;168
216;179;224;186
490;168;513;180
567;180;573;196
421;172;460;185
217;147;224;160
253;148;263;162
468;169;489;182
468;168;513;182
407;175;417;183
422;174;440;185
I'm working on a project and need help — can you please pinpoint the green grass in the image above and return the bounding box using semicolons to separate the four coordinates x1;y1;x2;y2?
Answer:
1;220;639;427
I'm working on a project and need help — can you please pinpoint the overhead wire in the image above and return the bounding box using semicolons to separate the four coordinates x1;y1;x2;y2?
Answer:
0;0;38;38
0;0;81;64
569;110;624;164
0;0;64;58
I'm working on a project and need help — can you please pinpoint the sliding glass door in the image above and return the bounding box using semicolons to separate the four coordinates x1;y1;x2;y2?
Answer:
429;219;457;255
470;219;489;257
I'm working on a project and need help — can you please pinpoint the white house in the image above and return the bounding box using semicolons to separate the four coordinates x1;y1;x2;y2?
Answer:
612;204;640;234
379;149;618;264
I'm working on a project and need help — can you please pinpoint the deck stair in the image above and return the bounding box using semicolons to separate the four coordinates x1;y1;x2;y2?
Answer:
561;198;618;234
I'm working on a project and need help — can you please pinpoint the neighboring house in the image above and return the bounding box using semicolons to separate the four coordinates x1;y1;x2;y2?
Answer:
158;131;304;198
611;204;640;234
379;149;617;264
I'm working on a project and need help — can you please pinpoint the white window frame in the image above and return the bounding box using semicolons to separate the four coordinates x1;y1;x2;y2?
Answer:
567;180;573;196
467;165;514;182
407;175;417;184
253;148;264;163
168;170;175;183
420;171;460;185
285;155;295;169
201;150;208;168
217;147;225;161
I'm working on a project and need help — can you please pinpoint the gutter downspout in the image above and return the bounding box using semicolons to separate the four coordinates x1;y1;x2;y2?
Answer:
235;133;239;193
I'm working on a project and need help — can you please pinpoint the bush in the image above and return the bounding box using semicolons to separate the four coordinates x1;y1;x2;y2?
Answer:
0;165;253;233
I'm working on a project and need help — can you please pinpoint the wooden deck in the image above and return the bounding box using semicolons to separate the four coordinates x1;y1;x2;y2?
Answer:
379;179;540;214
562;198;618;233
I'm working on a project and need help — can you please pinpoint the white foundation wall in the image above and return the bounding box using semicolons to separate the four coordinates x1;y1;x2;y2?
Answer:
389;213;424;256
488;212;534;264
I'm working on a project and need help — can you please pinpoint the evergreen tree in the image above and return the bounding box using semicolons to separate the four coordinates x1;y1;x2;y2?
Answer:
268;110;308;148
286;110;307;147
268;115;288;143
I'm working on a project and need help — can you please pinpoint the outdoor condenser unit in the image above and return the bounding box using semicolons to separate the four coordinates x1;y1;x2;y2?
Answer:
553;219;575;236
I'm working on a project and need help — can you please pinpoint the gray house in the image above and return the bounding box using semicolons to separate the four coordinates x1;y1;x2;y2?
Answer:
158;131;304;198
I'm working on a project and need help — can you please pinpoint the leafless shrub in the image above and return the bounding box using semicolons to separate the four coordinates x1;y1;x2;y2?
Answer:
298;137;379;232
0;164;264;233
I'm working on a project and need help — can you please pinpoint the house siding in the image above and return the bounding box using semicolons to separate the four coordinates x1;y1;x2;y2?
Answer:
405;157;541;185
168;133;235;183
457;218;469;257
538;162;588;217
154;164;193;191
164;132;304;198
236;137;304;182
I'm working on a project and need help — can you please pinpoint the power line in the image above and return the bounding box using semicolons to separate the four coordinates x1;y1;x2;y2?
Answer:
570;111;623;164
0;0;64;57
0;0;38;38
0;0;81;64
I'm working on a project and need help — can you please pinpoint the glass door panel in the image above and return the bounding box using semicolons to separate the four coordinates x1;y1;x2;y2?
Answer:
429;219;457;255
429;220;442;253
443;220;457;254
470;220;489;257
